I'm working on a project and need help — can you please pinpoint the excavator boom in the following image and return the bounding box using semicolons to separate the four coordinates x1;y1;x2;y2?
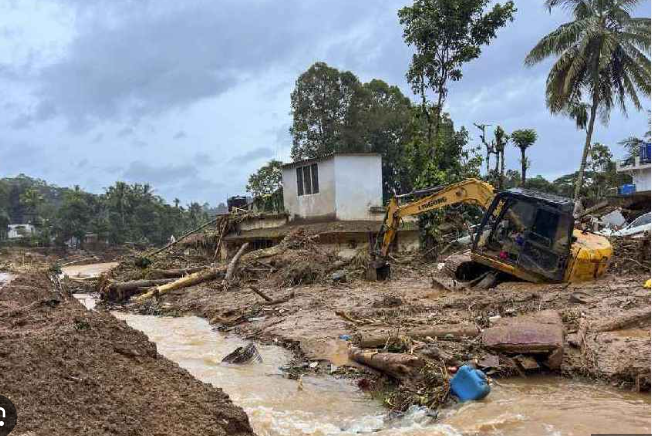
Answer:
379;178;494;257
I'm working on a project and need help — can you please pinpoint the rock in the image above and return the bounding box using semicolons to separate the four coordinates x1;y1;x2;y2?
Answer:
330;270;347;283
488;315;502;324
481;310;564;369
569;292;592;304
515;355;540;370
478;354;500;369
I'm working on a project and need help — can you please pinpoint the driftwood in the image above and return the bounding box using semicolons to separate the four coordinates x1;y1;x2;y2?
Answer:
592;308;651;333
349;347;425;379
135;240;292;301
147;267;206;279
250;285;273;302
261;291;295;306
356;324;479;348
213;216;230;261
109;278;176;292
145;216;221;258
223;243;249;288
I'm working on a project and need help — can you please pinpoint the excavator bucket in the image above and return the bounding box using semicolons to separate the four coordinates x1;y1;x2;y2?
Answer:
366;258;391;281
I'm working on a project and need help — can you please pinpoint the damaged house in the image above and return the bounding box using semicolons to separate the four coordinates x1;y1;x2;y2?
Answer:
220;153;419;259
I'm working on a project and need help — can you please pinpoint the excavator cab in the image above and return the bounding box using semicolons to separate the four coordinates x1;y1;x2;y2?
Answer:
471;189;575;282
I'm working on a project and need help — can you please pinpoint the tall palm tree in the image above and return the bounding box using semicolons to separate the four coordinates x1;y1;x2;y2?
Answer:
525;0;650;199
511;129;538;185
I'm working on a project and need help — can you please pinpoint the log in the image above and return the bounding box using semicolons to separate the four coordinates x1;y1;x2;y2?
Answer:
250;285;273;302
135;241;290;301
147;267;206;279
348;347;425;379
356;324;479;348
261;292;295;306
223;243;249;287
592;308;651;333
109;278;177;292
145;216;221;258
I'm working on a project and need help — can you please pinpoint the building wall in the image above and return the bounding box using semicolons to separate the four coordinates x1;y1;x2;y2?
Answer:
282;158;336;220
632;169;651;191
238;215;288;232
333;154;383;221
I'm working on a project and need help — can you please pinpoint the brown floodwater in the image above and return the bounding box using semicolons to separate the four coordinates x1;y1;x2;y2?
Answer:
115;313;652;436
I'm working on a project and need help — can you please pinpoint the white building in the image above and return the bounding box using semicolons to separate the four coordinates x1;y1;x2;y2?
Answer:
616;154;651;192
281;153;384;221
7;224;36;239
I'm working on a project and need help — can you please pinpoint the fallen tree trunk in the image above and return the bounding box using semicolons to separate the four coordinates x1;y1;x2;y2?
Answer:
261;292;295;306
145;216;222;258
109;278;177;292
135;240;292;301
349;347;425;380
250;285;273;302
223;243;249;288
147;267;206;279
592;308;651;333
356;324;479;348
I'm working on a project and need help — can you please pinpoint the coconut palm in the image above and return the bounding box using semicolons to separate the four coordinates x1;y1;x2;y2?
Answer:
511;129;538;185
525;0;651;199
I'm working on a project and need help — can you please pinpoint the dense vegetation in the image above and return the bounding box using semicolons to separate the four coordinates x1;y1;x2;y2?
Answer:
0;175;213;247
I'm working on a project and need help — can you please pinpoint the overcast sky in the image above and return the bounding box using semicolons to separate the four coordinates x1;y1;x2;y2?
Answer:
0;0;649;205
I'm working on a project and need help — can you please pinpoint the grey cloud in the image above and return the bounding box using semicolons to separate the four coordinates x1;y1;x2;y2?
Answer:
117;126;134;138
173;130;187;140
193;152;214;167
229;146;274;165
122;161;196;186
21;0;373;130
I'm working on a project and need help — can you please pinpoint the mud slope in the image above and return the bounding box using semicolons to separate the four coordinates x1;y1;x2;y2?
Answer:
0;273;255;436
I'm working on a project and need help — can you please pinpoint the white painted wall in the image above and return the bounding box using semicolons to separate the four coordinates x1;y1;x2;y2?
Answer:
282;158;336;220
333;154;383;221
632;169;651;191
282;153;383;221
8;224;36;239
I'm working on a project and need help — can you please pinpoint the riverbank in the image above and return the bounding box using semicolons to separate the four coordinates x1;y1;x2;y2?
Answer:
0;270;255;436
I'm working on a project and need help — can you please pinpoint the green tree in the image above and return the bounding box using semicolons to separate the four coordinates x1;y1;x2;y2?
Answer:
361;79;415;199
525;0;650;199
398;0;516;145
290;62;366;160
20;188;44;225
247;159;284;212
511;129;538;185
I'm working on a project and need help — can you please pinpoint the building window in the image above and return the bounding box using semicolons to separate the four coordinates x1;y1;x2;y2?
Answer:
296;163;319;196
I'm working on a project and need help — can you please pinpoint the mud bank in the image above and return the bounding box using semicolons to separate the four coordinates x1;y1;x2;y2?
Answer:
0;272;255;436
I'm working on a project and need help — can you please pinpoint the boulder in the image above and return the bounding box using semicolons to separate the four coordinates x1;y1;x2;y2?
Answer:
481;310;564;369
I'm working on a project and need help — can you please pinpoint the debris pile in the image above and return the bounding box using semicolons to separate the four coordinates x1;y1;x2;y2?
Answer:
608;234;651;275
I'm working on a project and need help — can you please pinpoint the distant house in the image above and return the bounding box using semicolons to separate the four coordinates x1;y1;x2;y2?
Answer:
281;153;384;221
7;224;36;239
616;143;651;193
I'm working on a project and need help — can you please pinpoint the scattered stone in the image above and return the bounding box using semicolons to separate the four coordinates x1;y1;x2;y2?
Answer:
515;355;540;370
330;270;347;282
481;310;564;369
478;354;500;369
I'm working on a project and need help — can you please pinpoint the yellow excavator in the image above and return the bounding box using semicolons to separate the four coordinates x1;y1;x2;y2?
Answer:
370;178;612;284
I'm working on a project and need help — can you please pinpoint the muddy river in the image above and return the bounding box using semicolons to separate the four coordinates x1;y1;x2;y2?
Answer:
114;313;651;436
68;263;651;435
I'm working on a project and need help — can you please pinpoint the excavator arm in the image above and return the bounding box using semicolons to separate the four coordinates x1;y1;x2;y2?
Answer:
377;178;495;257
